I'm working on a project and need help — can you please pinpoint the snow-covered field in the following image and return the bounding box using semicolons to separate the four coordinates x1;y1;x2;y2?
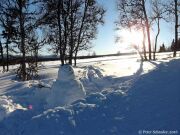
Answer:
0;52;180;135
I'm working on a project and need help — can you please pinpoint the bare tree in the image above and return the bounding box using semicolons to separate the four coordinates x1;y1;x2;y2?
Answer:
174;0;178;57
142;0;152;60
117;0;152;60
164;0;180;57
142;24;147;60
42;0;105;66
41;0;71;65
117;0;143;59
150;0;168;60
73;0;105;66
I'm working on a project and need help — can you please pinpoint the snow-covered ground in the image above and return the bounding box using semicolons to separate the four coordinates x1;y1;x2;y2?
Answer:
0;52;179;135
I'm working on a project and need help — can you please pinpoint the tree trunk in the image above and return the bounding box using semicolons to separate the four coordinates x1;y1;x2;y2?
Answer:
62;1;68;66
173;0;178;57
142;26;147;60
63;18;67;65
35;46;38;68
142;0;152;60
21;41;26;81
74;50;78;66
19;0;26;81
57;0;64;65
153;19;160;60
6;38;9;71
74;0;88;64
0;41;5;71
69;0;73;65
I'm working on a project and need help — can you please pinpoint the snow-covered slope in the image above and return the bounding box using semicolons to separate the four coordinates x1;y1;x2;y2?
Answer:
0;53;180;135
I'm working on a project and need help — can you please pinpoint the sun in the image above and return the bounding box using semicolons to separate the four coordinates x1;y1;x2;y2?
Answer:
118;28;144;50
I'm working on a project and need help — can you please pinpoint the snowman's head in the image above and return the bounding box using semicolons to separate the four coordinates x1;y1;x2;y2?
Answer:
58;64;75;81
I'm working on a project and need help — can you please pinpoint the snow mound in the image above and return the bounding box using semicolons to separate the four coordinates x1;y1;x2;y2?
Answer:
47;65;86;108
13;90;127;135
86;93;106;104
0;96;26;121
86;65;103;82
81;65;105;93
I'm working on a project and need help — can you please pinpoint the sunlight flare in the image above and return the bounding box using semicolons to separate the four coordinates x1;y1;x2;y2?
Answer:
119;29;144;48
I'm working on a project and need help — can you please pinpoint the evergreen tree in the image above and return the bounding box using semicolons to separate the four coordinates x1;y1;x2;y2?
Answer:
159;43;166;52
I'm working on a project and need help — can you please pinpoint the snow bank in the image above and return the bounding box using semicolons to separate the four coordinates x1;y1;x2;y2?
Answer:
17;90;127;135
0;96;26;121
47;65;86;108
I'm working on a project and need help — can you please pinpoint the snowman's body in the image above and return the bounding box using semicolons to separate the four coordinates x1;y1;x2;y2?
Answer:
47;65;86;107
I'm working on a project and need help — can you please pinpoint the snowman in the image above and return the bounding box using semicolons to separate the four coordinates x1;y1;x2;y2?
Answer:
47;64;86;108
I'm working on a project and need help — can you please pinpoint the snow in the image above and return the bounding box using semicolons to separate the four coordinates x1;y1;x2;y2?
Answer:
57;64;76;80
0;95;26;121
0;52;180;135
47;64;86;108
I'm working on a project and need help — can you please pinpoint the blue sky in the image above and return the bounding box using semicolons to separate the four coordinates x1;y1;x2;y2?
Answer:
91;0;174;55
91;0;119;55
